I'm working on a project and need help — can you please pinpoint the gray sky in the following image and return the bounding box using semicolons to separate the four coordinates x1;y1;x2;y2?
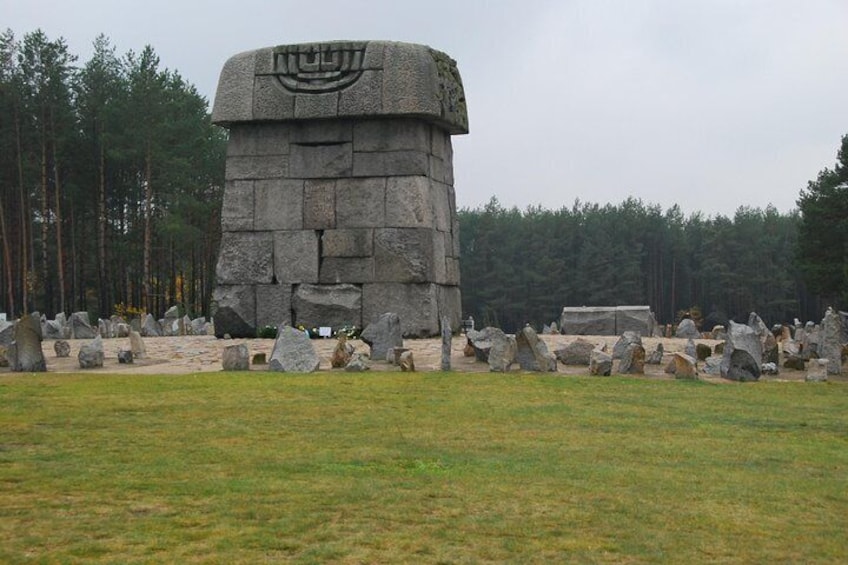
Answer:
5;0;847;216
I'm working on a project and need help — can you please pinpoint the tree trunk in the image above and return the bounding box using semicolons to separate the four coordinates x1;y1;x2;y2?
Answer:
98;141;108;317
40;118;51;315
51;110;66;315
142;143;153;315
0;194;15;316
15;110;28;313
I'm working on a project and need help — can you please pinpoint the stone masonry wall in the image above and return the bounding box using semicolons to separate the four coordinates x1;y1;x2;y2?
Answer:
213;117;461;337
210;41;468;338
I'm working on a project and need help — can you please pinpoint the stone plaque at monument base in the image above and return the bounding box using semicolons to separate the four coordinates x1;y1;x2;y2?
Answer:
211;41;468;338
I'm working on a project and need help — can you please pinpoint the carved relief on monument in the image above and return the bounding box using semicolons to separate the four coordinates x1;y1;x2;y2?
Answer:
269;42;367;94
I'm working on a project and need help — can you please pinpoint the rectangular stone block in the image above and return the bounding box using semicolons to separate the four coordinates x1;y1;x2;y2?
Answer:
291;121;352;144
212;285;256;337
211;50;255;124
339;70;383;116
274;230;319;283
321;229;373;257
255;284;293;329
292;283;362;329
429;156;447;185
216;232;274;284
362;283;440;338
294;91;339;119
381;43;441;118
436;285;462;334
432;231;447;284
303;180;336;229
362;43;384;70
290;142;353;178
430;127;449;159
431;180;451;232
385;176;433;229
225;155;289;180
373;228;434;283
446;257;461;285
255;179;303;230
252;76;295;121
320;257;375;283
352;150;429;177
353;119;430;152
220;180;254;231
336;178;386;228
227;123;290;156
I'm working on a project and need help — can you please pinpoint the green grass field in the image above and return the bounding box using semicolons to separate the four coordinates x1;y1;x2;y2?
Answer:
1;371;846;563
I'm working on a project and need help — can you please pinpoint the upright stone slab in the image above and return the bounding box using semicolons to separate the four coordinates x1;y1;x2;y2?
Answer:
821;307;843;375
212;41;468;338
10;315;47;372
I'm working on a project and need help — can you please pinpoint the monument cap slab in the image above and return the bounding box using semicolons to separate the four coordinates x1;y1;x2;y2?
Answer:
213;41;468;134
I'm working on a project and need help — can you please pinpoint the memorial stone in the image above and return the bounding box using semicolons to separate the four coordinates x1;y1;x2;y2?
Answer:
211;41;467;338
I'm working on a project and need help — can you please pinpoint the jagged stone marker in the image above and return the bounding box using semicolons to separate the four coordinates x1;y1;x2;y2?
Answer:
211;41;469;338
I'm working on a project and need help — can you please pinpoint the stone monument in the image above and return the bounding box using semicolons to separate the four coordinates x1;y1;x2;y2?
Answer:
211;41;468;338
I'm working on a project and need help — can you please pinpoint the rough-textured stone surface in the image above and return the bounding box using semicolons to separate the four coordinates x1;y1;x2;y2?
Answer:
141;314;162;337
441;316;452;371
554;338;596;365
762;333;779;365
292;284;362;329
673;352;698;379
268;326;321;373
0;320;15;346
222;344;250;371
675;318;700;339
117;349;134;364
590;348;612;376
98;318;114;339
486;329;517;373
129;331;146;359
560;306;656;336
466;328;493;362
345;353;370;372
703;355;723;375
711;325;727;341
362;283;455;338
211;41;466;339
399;350;415;372
821;308;843;375
70;311;96;339
515;326;556;372
720;320;762;382
54;340;71;358
331;336;354;368
618;343;645;374
212;285;256;338
78;337;105;369
646;343;664;364
684;338;697;359
10;315;46;372
747;312;770;342
42;319;64;340
560;307;616;335
361;312;403;362
612;331;643;360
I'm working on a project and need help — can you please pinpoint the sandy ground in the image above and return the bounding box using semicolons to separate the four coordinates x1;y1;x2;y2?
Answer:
5;333;836;383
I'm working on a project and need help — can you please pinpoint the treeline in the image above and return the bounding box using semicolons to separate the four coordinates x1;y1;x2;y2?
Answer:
0;29;226;321
458;198;818;332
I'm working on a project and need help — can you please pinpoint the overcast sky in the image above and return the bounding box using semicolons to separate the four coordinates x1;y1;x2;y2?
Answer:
5;0;848;216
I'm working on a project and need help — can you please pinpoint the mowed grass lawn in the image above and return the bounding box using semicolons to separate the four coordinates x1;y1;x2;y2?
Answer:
0;371;846;563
